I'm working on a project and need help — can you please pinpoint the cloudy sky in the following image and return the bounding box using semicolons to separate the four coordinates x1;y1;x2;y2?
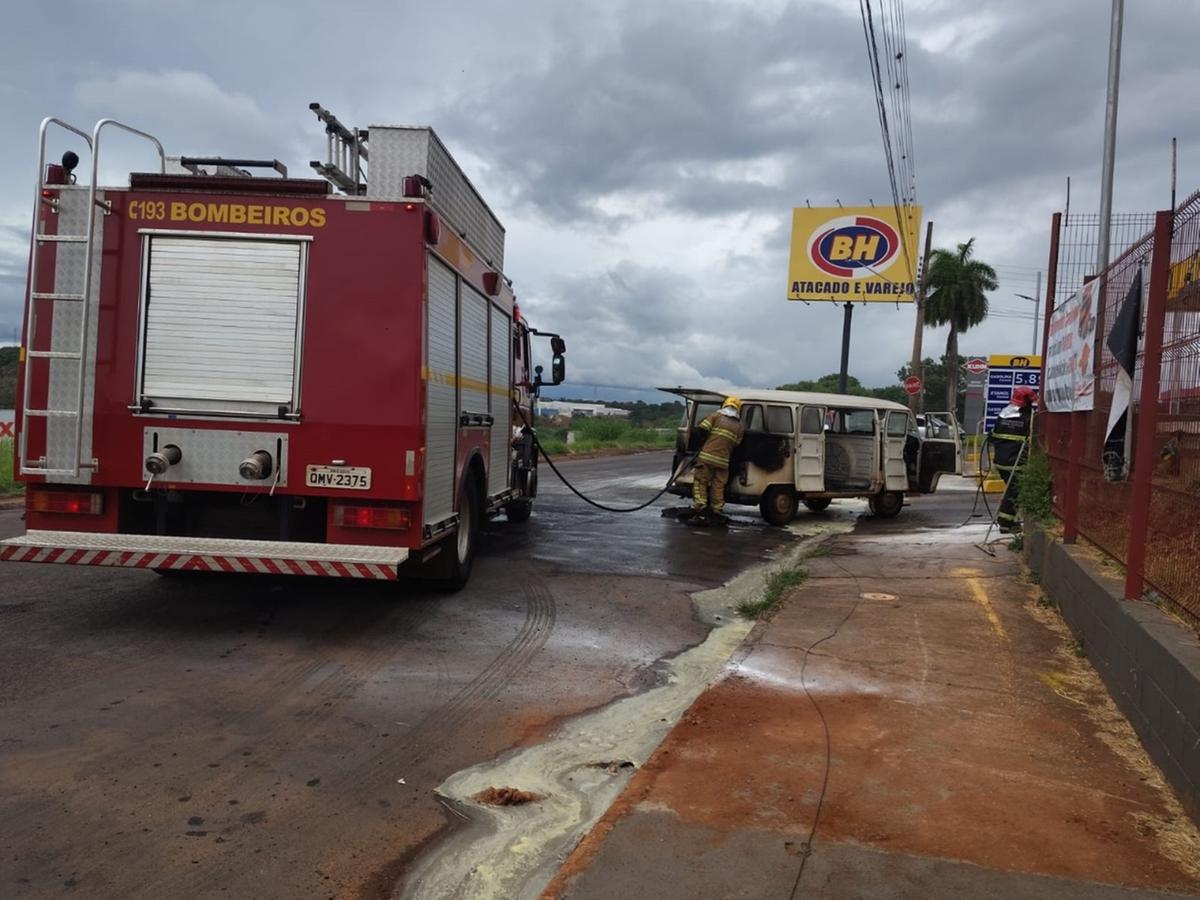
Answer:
2;0;1198;400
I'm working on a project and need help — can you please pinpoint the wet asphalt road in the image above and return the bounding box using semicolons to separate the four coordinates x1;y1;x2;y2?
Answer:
0;452;801;899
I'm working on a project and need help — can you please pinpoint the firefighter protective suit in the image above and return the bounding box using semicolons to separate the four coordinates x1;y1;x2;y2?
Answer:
990;390;1035;533
691;397;746;518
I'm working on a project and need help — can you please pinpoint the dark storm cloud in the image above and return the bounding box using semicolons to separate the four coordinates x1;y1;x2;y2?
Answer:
438;1;883;222
530;259;759;389
438;0;1199;233
1;0;1197;388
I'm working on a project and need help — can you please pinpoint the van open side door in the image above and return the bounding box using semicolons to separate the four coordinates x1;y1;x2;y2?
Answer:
794;405;826;492
918;411;963;492
883;411;910;491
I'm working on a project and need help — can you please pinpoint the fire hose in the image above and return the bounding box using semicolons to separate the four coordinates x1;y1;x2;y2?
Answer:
515;407;696;514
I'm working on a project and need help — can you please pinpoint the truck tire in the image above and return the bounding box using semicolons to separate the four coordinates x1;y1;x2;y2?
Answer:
759;485;799;526
803;498;832;513
438;473;480;591
868;490;904;518
505;500;533;523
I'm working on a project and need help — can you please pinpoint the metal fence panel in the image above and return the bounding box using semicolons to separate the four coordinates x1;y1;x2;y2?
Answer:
1041;193;1200;629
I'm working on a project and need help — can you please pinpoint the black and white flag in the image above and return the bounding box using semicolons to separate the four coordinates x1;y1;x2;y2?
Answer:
1103;267;1143;479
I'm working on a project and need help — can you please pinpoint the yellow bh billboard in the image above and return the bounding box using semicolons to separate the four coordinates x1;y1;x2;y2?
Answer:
787;206;922;303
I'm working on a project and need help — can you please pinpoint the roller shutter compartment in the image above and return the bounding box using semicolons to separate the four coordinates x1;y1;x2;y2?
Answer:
139;235;306;416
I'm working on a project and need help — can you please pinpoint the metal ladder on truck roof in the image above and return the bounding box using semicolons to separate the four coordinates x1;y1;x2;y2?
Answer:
19;117;165;479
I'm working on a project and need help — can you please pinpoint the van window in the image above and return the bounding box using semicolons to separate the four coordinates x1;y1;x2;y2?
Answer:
765;405;794;434
926;416;955;440
800;406;823;435
741;404;763;432
693;402;719;426
886;412;909;437
829;409;876;435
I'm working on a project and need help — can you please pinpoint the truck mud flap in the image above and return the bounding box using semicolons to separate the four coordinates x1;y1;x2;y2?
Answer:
0;531;407;580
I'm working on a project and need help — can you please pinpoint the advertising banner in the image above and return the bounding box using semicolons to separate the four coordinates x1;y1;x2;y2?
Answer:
1044;280;1099;412
787;206;922;303
985;354;1041;432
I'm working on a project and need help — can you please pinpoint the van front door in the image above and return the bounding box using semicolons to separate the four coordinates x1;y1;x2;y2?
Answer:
918;411;964;492
794;405;825;492
883;411;910;491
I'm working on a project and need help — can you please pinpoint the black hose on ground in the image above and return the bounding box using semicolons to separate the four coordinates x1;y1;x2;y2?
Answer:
515;407;693;514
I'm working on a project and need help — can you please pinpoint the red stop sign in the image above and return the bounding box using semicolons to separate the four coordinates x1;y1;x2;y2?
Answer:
904;375;922;395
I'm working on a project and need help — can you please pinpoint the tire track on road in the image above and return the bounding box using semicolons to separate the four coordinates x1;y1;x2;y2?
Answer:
154;577;557;900
56;592;440;899
324;575;557;797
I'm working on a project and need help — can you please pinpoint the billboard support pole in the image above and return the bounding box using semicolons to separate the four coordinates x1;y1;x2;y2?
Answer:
837;302;853;394
909;220;934;413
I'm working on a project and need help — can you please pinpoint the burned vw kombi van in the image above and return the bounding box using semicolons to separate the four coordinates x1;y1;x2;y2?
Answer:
665;388;961;525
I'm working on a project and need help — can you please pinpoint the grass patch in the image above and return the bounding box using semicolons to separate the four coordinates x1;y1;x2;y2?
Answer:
0;438;19;495
737;568;808;619
1017;446;1055;526
536;417;675;456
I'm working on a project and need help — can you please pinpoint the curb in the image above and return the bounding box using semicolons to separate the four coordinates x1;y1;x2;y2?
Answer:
1026;525;1200;825
0;495;25;511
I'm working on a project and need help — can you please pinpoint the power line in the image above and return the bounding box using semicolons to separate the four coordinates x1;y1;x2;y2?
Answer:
858;0;918;291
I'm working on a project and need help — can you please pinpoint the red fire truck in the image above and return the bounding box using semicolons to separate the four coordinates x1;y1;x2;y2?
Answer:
1;106;566;589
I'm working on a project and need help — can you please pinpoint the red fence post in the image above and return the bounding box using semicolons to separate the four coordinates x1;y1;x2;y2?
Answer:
1063;412;1083;543
1123;209;1173;600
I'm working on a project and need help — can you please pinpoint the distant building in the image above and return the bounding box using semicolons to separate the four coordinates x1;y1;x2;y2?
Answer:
537;401;630;419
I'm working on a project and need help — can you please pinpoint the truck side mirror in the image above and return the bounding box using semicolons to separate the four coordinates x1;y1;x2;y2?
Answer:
551;354;566;385
550;336;566;355
533;364;545;396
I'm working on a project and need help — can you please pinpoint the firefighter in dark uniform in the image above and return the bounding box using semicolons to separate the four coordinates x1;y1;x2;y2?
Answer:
990;386;1036;533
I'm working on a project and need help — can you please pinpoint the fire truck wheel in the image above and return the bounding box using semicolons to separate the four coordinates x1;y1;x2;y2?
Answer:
868;490;904;518
438;473;481;591
505;500;533;523
803;497;832;513
759;485;799;526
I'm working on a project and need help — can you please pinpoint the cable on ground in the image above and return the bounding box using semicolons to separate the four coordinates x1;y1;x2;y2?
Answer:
787;555;864;899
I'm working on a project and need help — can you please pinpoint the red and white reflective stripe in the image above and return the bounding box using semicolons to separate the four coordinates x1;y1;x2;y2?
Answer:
0;544;398;579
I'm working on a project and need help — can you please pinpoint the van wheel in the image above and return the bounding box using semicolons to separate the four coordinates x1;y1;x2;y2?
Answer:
868;490;904;518
803;498;832;513
759;486;799;526
437;473;480;591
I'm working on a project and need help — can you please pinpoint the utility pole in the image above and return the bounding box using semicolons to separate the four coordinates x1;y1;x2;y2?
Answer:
908;220;934;413
1097;0;1124;278
1016;279;1043;355
1033;271;1042;354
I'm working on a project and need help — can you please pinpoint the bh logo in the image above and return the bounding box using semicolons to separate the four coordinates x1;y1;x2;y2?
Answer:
808;215;900;278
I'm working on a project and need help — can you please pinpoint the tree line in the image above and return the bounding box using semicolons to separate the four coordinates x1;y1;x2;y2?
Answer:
0;346;17;409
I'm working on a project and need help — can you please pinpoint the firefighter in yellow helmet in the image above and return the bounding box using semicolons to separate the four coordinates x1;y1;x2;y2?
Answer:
689;396;746;524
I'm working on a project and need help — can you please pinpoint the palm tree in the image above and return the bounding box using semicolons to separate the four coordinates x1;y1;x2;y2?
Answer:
923;238;997;414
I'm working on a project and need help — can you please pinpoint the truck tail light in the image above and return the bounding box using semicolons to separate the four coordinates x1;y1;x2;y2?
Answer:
334;504;411;530
29;489;103;515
